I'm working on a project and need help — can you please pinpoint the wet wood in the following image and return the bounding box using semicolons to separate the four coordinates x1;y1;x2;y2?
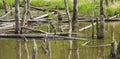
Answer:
33;12;54;20
64;0;73;58
2;0;8;13
0;34;87;40
0;9;12;19
15;0;21;59
79;23;96;31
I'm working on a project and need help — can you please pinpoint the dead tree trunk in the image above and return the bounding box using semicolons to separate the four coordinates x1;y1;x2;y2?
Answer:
15;0;21;59
64;0;72;59
27;0;32;19
97;0;104;39
2;0;8;13
72;0;79;59
21;0;27;27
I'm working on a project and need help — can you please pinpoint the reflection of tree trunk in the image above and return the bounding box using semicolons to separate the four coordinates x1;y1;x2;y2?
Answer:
110;25;118;58
2;0;8;13
97;41;104;59
15;0;21;59
117;41;120;59
32;39;38;59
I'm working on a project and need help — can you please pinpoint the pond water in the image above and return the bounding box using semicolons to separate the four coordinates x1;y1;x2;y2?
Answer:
0;21;120;59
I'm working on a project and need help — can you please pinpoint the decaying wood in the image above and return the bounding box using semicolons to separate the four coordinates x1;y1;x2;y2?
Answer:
97;0;104;39
2;0;8;13
0;9;12;19
22;27;47;33
64;0;72;59
79;23;96;31
0;23;14;30
72;0;79;59
33;12;54;20
21;0;28;27
0;34;87;40
15;0;21;59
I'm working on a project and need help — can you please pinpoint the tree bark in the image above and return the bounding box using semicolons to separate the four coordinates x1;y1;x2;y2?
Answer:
64;0;73;59
2;0;8;13
97;0;104;39
21;0;27;27
27;0;32;19
72;0;79;59
15;0;21;59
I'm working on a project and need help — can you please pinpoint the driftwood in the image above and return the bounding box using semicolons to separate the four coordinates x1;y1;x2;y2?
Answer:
0;9;13;19
0;23;14;30
79;23;96;31
0;34;87;40
33;12;54;20
22;27;48;33
84;44;111;48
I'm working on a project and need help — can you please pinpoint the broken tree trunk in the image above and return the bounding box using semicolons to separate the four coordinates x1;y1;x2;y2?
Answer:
2;0;8;13
21;0;28;27
64;0;72;59
97;0;104;39
15;0;21;59
0;34;87;40
27;0;32;19
72;0;79;59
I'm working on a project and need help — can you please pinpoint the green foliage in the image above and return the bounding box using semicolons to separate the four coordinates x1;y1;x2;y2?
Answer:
0;0;120;16
105;7;115;16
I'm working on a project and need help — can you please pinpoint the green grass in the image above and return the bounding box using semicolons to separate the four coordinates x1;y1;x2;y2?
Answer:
0;0;120;16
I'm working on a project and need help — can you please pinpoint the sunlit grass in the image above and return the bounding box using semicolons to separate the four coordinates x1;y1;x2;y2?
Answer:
0;0;120;16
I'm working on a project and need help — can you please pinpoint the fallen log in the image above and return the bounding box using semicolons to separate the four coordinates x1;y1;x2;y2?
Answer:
0;34;87;40
33;12;55;20
30;6;65;12
84;44;111;48
22;27;48;34
0;9;13;19
79;23;96;31
0;23;14;30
